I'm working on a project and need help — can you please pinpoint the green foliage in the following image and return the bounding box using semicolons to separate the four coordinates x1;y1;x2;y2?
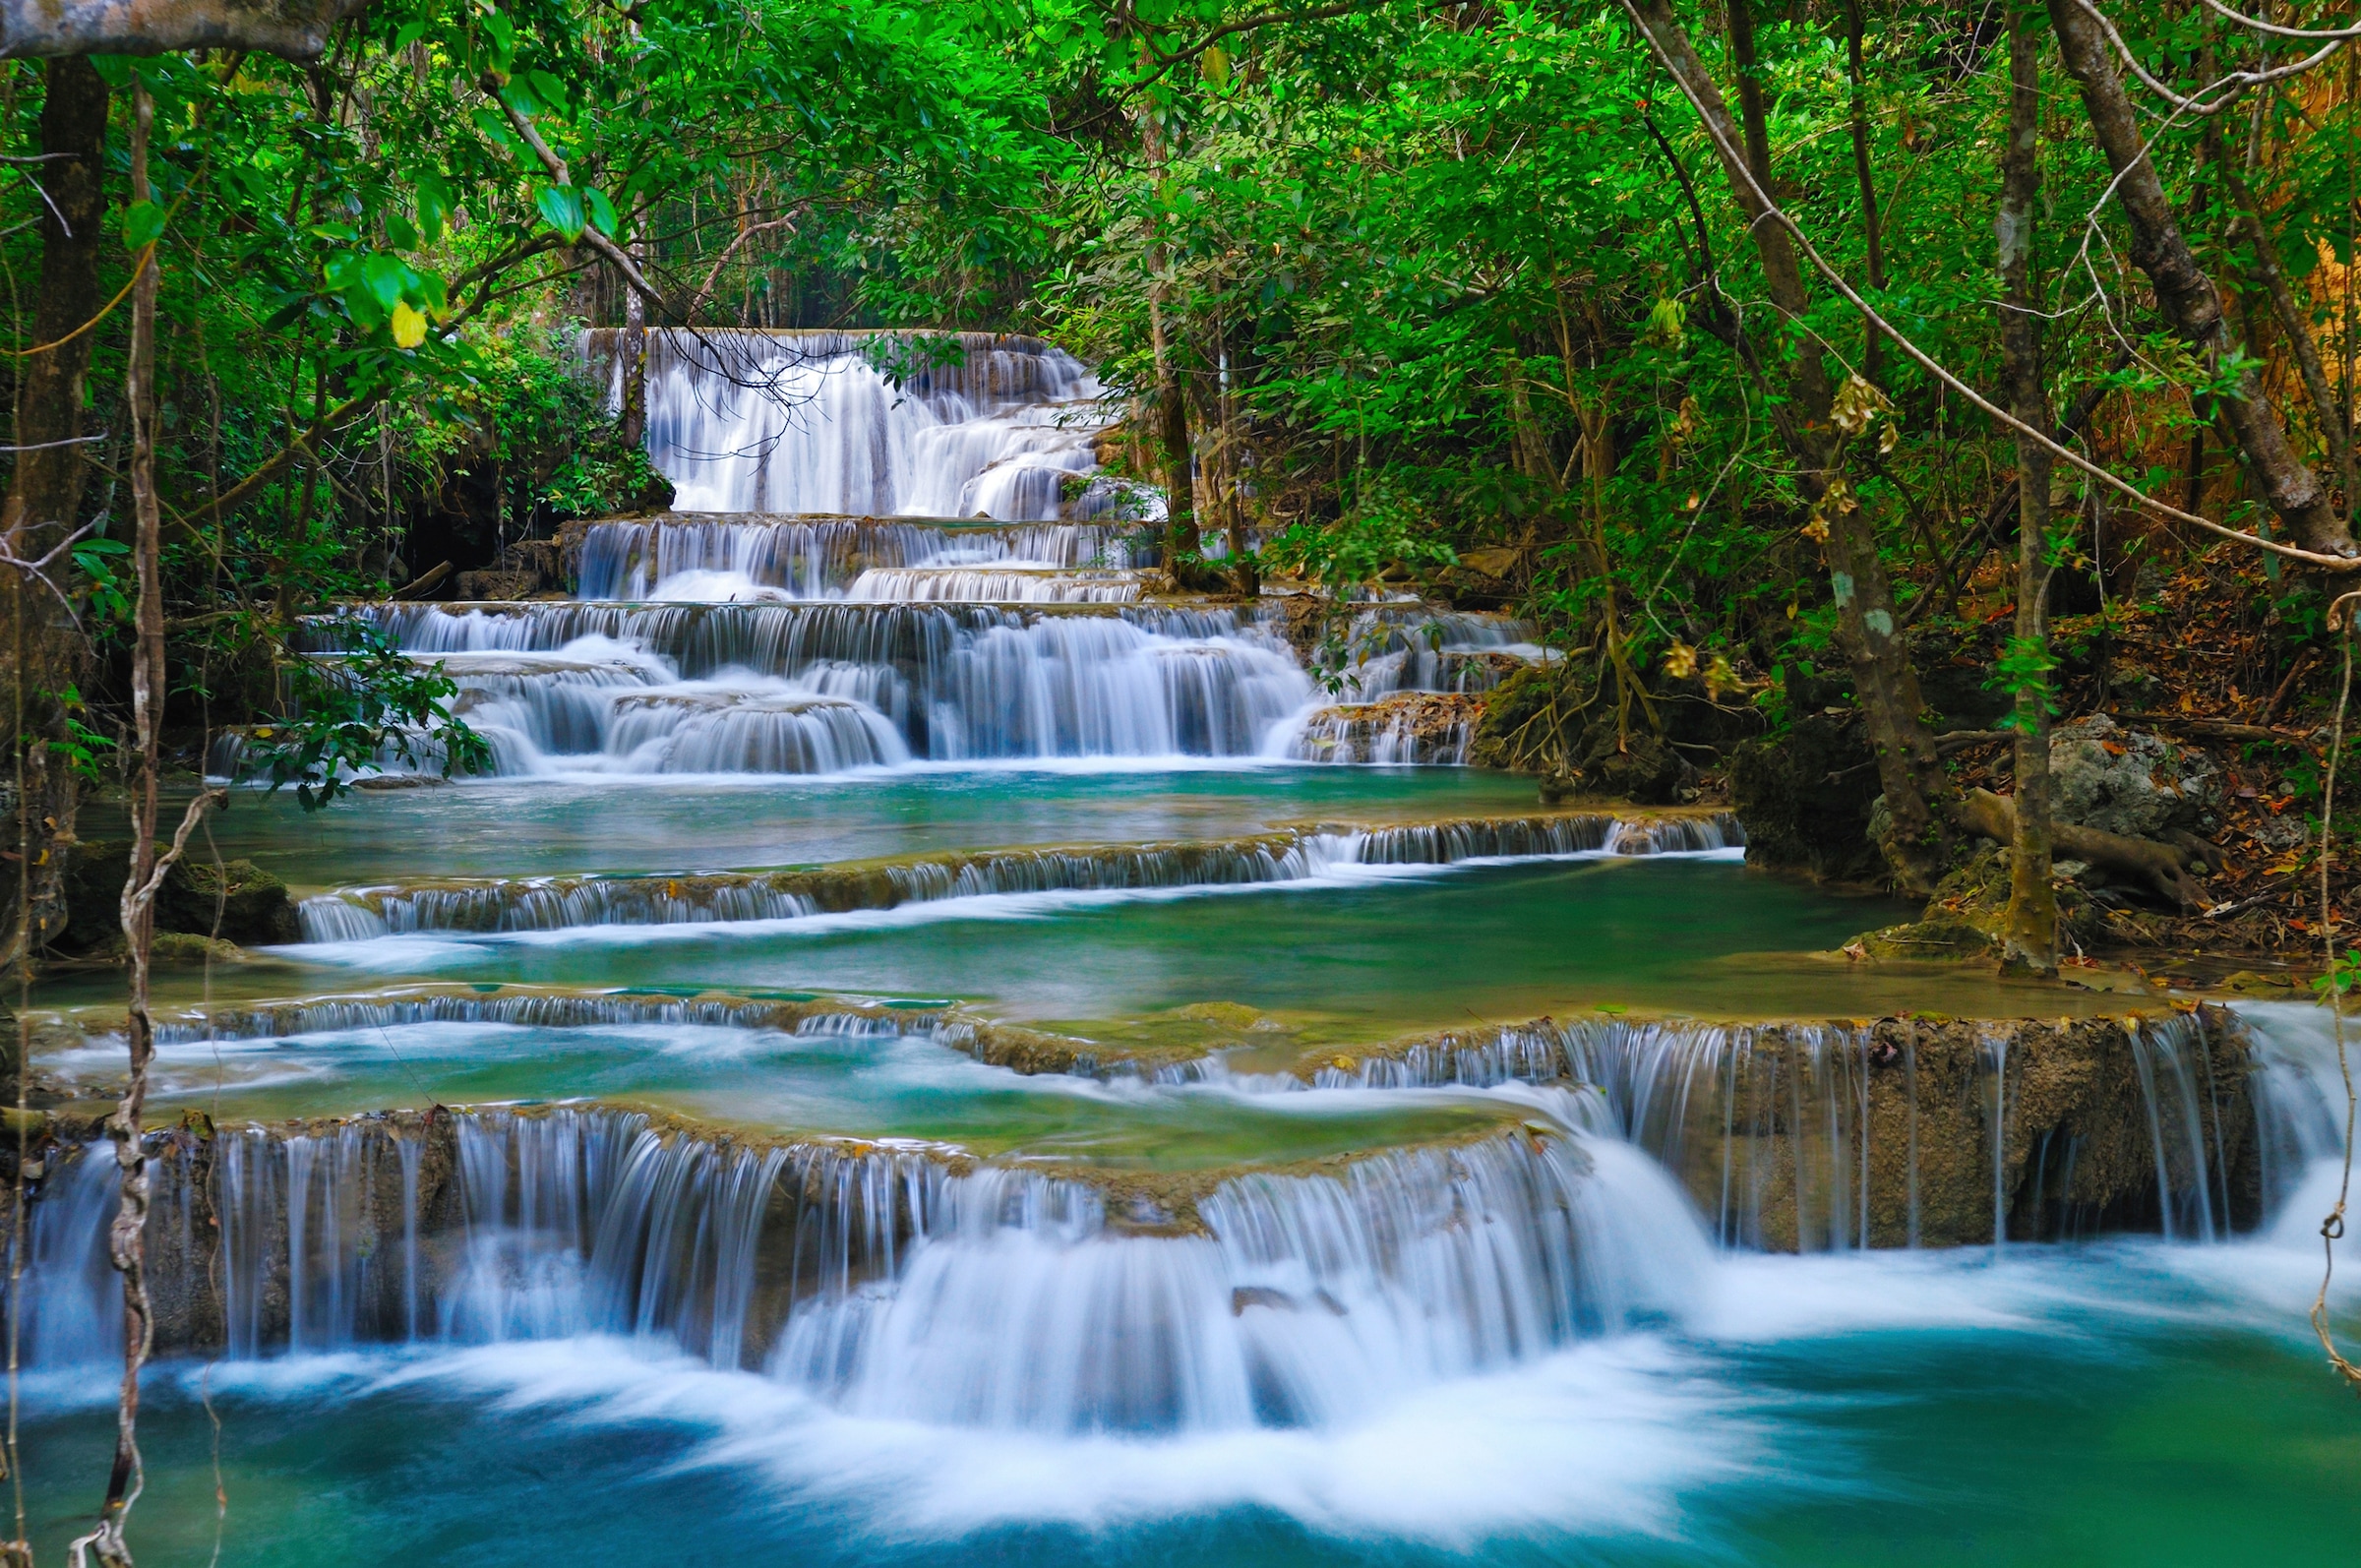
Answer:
244;628;493;810
1987;635;2062;732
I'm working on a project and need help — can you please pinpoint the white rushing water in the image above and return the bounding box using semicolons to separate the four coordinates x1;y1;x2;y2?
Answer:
279;602;1320;775
600;330;1147;521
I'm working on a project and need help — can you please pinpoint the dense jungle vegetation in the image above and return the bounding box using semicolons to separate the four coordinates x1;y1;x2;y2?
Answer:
6;0;2361;984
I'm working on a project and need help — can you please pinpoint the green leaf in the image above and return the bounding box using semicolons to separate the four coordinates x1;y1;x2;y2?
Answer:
478;9;516;69
360;253;407;312
536;185;586;243
581;188;618;239
527;70;571;116
415;172;454;244
123;199;166;251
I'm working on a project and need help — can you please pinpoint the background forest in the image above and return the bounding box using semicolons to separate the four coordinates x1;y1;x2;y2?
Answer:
6;0;2361;978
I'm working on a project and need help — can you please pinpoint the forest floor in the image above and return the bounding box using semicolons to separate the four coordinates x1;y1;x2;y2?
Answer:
1874;544;2356;991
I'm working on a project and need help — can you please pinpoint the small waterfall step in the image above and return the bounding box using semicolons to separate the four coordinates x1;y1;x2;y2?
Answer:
950;1003;2265;1251
36;981;2264;1256
290;811;1744;938
269;598;1318;772
21;1099;1698;1425
570;512;1157;600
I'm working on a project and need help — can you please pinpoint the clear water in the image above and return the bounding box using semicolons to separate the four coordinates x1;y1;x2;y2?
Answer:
17;1240;2360;1565
185;767;1556;888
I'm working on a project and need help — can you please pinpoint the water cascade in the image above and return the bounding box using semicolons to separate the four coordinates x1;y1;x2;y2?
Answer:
583;330;1142;520
1187;1010;2261;1249
35;309;2350;1565
293;814;1743;938
293;600;1318;772
575;513;1154;602
19;1106;1705;1433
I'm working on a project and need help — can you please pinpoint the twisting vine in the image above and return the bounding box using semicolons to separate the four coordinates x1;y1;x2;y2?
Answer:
2311;589;2361;1391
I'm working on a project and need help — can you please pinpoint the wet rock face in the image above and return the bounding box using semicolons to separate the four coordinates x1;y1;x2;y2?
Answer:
2049;715;2222;839
1332;1008;2259;1250
1726;712;1886;883
1574;724;1690;806
59;840;300;955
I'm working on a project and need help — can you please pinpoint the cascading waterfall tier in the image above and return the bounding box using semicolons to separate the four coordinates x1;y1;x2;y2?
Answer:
572;513;1154;601
286;600;1315;772
1290;694;1483;764
1133;1008;2260;1250
14;1105;1702;1434
580;329;1149;521
292;813;1744;938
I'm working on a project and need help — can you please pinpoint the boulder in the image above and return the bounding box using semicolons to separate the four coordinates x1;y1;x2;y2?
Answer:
57;840;300;957
1727;711;1887;883
1573;722;1690;805
2049;715;2221;839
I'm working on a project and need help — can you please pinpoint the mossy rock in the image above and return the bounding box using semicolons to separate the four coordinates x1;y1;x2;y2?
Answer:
1470;666;1586;772
59;841;299;956
1574;722;1690;805
1726;711;1884;883
151;933;250;968
1853;917;2001;960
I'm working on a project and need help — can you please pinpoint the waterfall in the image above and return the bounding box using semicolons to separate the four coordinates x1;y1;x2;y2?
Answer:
16;1106;1704;1436
574;515;1154;601
1220;1010;2256;1250
1288;697;1479;765
144;989;954;1047
291;814;1746;938
12;1143;125;1366
587;330;1138;521
289;602;1317;774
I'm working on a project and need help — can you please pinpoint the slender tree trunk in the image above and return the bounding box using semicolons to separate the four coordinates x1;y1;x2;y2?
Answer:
1136;98;1199;572
1840;0;1887;385
618;238;647;451
1629;0;1954;892
2220;162;2358;519
1998;9;2057;976
1;58;108;977
2046;0;2354;557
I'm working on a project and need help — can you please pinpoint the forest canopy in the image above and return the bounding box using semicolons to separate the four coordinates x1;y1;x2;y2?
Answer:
4;0;2360;974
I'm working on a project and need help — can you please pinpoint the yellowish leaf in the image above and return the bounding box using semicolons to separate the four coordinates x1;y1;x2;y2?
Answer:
391;301;427;349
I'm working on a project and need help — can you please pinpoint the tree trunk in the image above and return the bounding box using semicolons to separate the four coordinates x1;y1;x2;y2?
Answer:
1150;303;1197;570
1135;101;1199;572
1;57;108;978
1998;8;2057;976
1840;0;1887;385
0;0;371;59
2046;0;2354;557
1629;0;1953;892
618;239;647;451
2220;162;2358;520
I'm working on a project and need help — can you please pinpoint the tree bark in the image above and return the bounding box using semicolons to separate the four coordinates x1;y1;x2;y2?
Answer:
1;57;108;978
1138;105;1200;573
1629;0;1954;892
1998;9;2057;976
2046;0;2354;557
0;0;371;60
1839;0;1887;385
2220;161;2358;521
618;239;647;451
